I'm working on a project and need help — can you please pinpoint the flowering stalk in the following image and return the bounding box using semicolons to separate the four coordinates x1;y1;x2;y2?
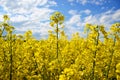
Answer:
50;11;64;80
1;15;10;36
50;11;64;59
56;23;59;58
106;37;116;80
9;32;13;80
91;26;100;80
106;27;118;79
106;23;120;79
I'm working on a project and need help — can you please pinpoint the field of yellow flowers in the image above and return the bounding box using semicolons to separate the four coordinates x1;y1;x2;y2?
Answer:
0;12;120;80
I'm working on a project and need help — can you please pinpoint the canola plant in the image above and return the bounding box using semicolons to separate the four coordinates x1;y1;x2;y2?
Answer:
0;12;120;80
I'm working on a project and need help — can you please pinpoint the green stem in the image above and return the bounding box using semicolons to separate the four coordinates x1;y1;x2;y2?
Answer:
91;26;99;80
32;51;40;75
56;23;58;59
56;23;59;80
3;48;6;79
106;36;116;80
0;27;5;37
9;32;12;80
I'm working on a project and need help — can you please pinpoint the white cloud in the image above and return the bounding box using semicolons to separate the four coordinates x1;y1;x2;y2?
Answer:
68;10;78;15
0;0;56;39
11;15;29;22
68;15;81;25
77;0;87;5
48;1;57;6
12;7;54;38
68;0;105;5
15;21;52;39
29;8;54;21
84;9;120;27
65;9;120;38
112;9;120;21
65;14;84;38
83;9;91;15
68;0;74;2
0;0;56;15
69;9;91;15
84;15;98;24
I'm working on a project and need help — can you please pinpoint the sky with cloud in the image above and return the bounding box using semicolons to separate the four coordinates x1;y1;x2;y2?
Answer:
0;0;120;39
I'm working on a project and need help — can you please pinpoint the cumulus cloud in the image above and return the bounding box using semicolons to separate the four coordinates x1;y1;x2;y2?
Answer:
77;0;87;5
68;10;78;15
84;9;120;27
69;9;91;15
65;9;120;38
29;8;54;21
68;0;74;2
0;0;56;39
0;0;56;14
83;9;91;15
68;15;81;25
48;1;57;6
15;21;53;39
11;15;29;22
68;0;105;5
65;13;84;38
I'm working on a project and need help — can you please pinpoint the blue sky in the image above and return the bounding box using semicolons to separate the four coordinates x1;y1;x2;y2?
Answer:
0;0;120;39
